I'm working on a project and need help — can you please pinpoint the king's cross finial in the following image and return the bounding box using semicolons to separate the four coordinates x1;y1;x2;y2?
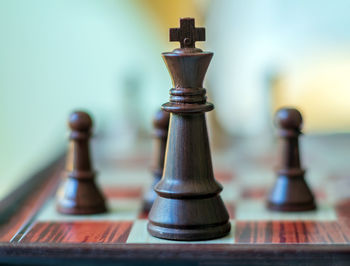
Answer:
170;18;205;48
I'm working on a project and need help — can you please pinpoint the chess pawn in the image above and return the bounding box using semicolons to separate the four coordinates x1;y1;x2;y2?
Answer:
267;108;316;212
57;111;107;215
142;109;170;212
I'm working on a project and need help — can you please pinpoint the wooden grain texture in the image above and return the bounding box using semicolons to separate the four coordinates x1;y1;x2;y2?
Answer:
1;243;350;266
235;221;350;244
0;157;64;242
0;157;61;223
20;221;132;243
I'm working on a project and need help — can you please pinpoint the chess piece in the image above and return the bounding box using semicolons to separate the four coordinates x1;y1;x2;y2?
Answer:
148;18;231;241
267;107;316;212
57;111;107;214
142;109;170;212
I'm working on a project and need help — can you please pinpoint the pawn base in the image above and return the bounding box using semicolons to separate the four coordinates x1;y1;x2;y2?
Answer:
267;174;317;212
267;201;316;212
56;177;107;215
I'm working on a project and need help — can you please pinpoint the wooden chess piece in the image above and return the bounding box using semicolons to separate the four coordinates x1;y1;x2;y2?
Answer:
142;109;170;212
56;111;107;215
267;107;316;212
148;18;231;241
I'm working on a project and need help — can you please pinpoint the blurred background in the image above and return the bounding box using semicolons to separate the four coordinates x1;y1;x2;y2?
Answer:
1;0;350;198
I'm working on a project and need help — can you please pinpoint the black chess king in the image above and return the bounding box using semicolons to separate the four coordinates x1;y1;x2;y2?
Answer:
148;18;231;241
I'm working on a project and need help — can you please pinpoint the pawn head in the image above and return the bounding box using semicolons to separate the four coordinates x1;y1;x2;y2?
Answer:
275;108;303;130
69;111;93;131
153;109;170;130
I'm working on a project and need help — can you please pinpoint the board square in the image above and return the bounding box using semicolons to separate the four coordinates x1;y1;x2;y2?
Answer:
20;221;133;243
214;169;235;183
235;221;350;244
236;200;336;221
336;199;350;218
103;186;143;199
126;220;235;244
241;187;267;199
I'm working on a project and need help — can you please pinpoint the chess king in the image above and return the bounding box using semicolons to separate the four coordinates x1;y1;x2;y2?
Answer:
148;18;231;240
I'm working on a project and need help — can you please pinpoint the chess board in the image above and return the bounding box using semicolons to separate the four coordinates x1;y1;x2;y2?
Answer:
1;135;350;265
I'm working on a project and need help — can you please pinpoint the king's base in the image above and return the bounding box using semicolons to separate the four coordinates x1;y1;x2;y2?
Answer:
148;195;231;241
267;201;316;212
147;221;231;241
